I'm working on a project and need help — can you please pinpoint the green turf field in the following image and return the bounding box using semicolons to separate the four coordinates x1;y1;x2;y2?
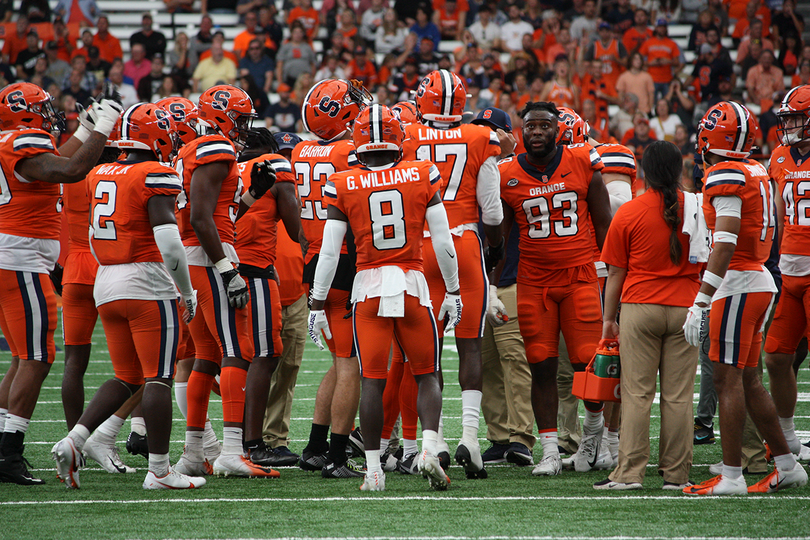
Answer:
1;315;810;540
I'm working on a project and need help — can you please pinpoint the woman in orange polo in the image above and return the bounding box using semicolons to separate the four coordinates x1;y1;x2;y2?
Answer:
594;140;703;491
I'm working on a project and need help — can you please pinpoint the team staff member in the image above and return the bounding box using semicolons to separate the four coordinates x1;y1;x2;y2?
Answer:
594;141;702;490
0;82;120;485
497;102;612;477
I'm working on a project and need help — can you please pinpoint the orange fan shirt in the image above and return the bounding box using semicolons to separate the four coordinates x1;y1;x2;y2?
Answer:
499;144;604;286
288;7;320;40
770;144;810;257
88;160;182;265
235;153;295;268
402;122;500;229
325;160;441;272
639;36;680;84
175;135;242;248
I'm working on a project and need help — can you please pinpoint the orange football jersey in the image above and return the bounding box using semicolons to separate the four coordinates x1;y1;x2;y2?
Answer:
499;144;604;285
325;161;441;272
235;153;295;268
63;178;99;285
703;159;774;271
88;161;183;266
175;135;242;247
292;138;357;264
0;129;60;240
770;144;810;257
402;122;500;229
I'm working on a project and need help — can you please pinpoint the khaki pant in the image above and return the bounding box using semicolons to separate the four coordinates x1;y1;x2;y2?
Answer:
557;336;582;453
263;293;307;448
481;284;536;449
609;303;698;484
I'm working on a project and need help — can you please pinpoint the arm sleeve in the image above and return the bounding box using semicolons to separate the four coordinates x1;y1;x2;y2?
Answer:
311;219;347;302
606;180;632;215
425;202;460;292
712;195;742;219
477;156;503;226
153;223;194;298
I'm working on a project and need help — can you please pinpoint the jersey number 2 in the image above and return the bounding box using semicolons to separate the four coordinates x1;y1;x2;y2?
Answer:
92;181;117;241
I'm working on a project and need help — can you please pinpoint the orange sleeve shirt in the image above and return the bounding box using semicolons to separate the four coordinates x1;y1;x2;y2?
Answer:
402;122;500;230
639;37;680;84
499;145;604;285
770;144;810;257
0;129;61;240
288;7;320;40
601;189;701;306
92;33;123;64
292;138;358;264
325;160;441;272
175;135;241;248
703;159;774;271
88;161;182;266
235;153;295;268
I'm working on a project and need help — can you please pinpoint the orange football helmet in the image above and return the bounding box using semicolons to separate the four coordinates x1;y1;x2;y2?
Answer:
0;82;65;133
117;103;177;162
156;96;198;147
106;113;122;148
302;79;372;141
696;101;759;159
391;101;418;126
557;106;588;145
197;84;256;147
415;70;467;123
353;104;404;155
777;85;810;146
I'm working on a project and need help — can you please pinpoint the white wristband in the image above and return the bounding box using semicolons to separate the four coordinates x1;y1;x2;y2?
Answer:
713;231;738;245
695;291;713;306
214;257;233;274
241;191;258;208
73;124;92;143
702;271;723;289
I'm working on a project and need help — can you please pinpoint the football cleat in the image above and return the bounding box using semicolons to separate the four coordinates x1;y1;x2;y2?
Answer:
397;453;419;475
418;450;450;491
322;459;365;478
532;454;562;476
126;431;149;459
505;442;534;467
748;462;808;493
251;445;299;467
0;450;45;485
455;439;488;479
663;480;695;490
143;467;206;489
709;461;724;476
299;448;329;471
684;474;747;495
213;454;280;478
437;436;451;470
52;437;85;489
564;429;604;472
381;446;402;472
693;419;715;445
593;478;642;490
82;436;135;474
175;450;213;476
360;470;385;491
348;427;365;457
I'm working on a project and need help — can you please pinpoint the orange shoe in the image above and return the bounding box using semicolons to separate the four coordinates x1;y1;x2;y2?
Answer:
683;475;747;495
765;442;773;463
748;462;808;493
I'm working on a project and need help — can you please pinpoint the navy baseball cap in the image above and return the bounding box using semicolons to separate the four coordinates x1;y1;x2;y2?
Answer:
274;132;302;150
471;107;512;132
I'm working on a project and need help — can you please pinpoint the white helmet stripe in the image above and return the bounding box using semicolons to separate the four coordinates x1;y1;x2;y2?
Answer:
441;70;453;116
370;104;380;143
783;85;800;109
121;103;142;142
729;101;748;154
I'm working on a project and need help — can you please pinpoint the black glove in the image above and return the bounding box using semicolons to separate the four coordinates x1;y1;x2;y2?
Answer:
484;237;505;274
249;160;276;200
49;263;63;296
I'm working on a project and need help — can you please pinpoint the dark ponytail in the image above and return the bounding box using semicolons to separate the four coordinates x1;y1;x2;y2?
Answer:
642;140;684;266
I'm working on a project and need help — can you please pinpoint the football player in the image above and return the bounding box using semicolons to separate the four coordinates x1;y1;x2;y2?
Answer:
234;128;301;468
683;102;808;495
173;85;278;479
497;102;612;477
294;79;369;478
308;104;461;491
763;85;810;462
52;103;203;489
0;82;120;485
402;70;505;478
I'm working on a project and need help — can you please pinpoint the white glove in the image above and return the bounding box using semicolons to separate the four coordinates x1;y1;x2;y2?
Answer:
438;293;463;334
91;98;124;137
181;290;197;324
683;304;710;347
220;268;249;308
308;309;331;350
73;102;95;142
486;285;508;327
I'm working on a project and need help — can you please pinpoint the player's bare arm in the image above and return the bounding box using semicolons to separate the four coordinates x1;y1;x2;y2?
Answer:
17;133;109;184
274;181;302;243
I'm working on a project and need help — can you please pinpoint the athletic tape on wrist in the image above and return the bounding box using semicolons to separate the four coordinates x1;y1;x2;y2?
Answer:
702;271;723;289
215;257;233;274
695;291;713;306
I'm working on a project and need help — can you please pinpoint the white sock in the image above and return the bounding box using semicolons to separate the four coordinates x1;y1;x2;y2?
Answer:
0;408;8;432
539;431;559;458
379;438;390;457
184;431;204;459
68;424;91;452
365;450;382;474
174;382;188;419
605;428;619;458
131;416;146;436
779;416;800;454
722;464;743;481
774;452;798;474
403;438;418;457
149;452;171;477
583;408;604;436
3;413;29;434
461;390;482;441
222;427;243;456
93;415;125;446
203;420;219;449
422;429;438;456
